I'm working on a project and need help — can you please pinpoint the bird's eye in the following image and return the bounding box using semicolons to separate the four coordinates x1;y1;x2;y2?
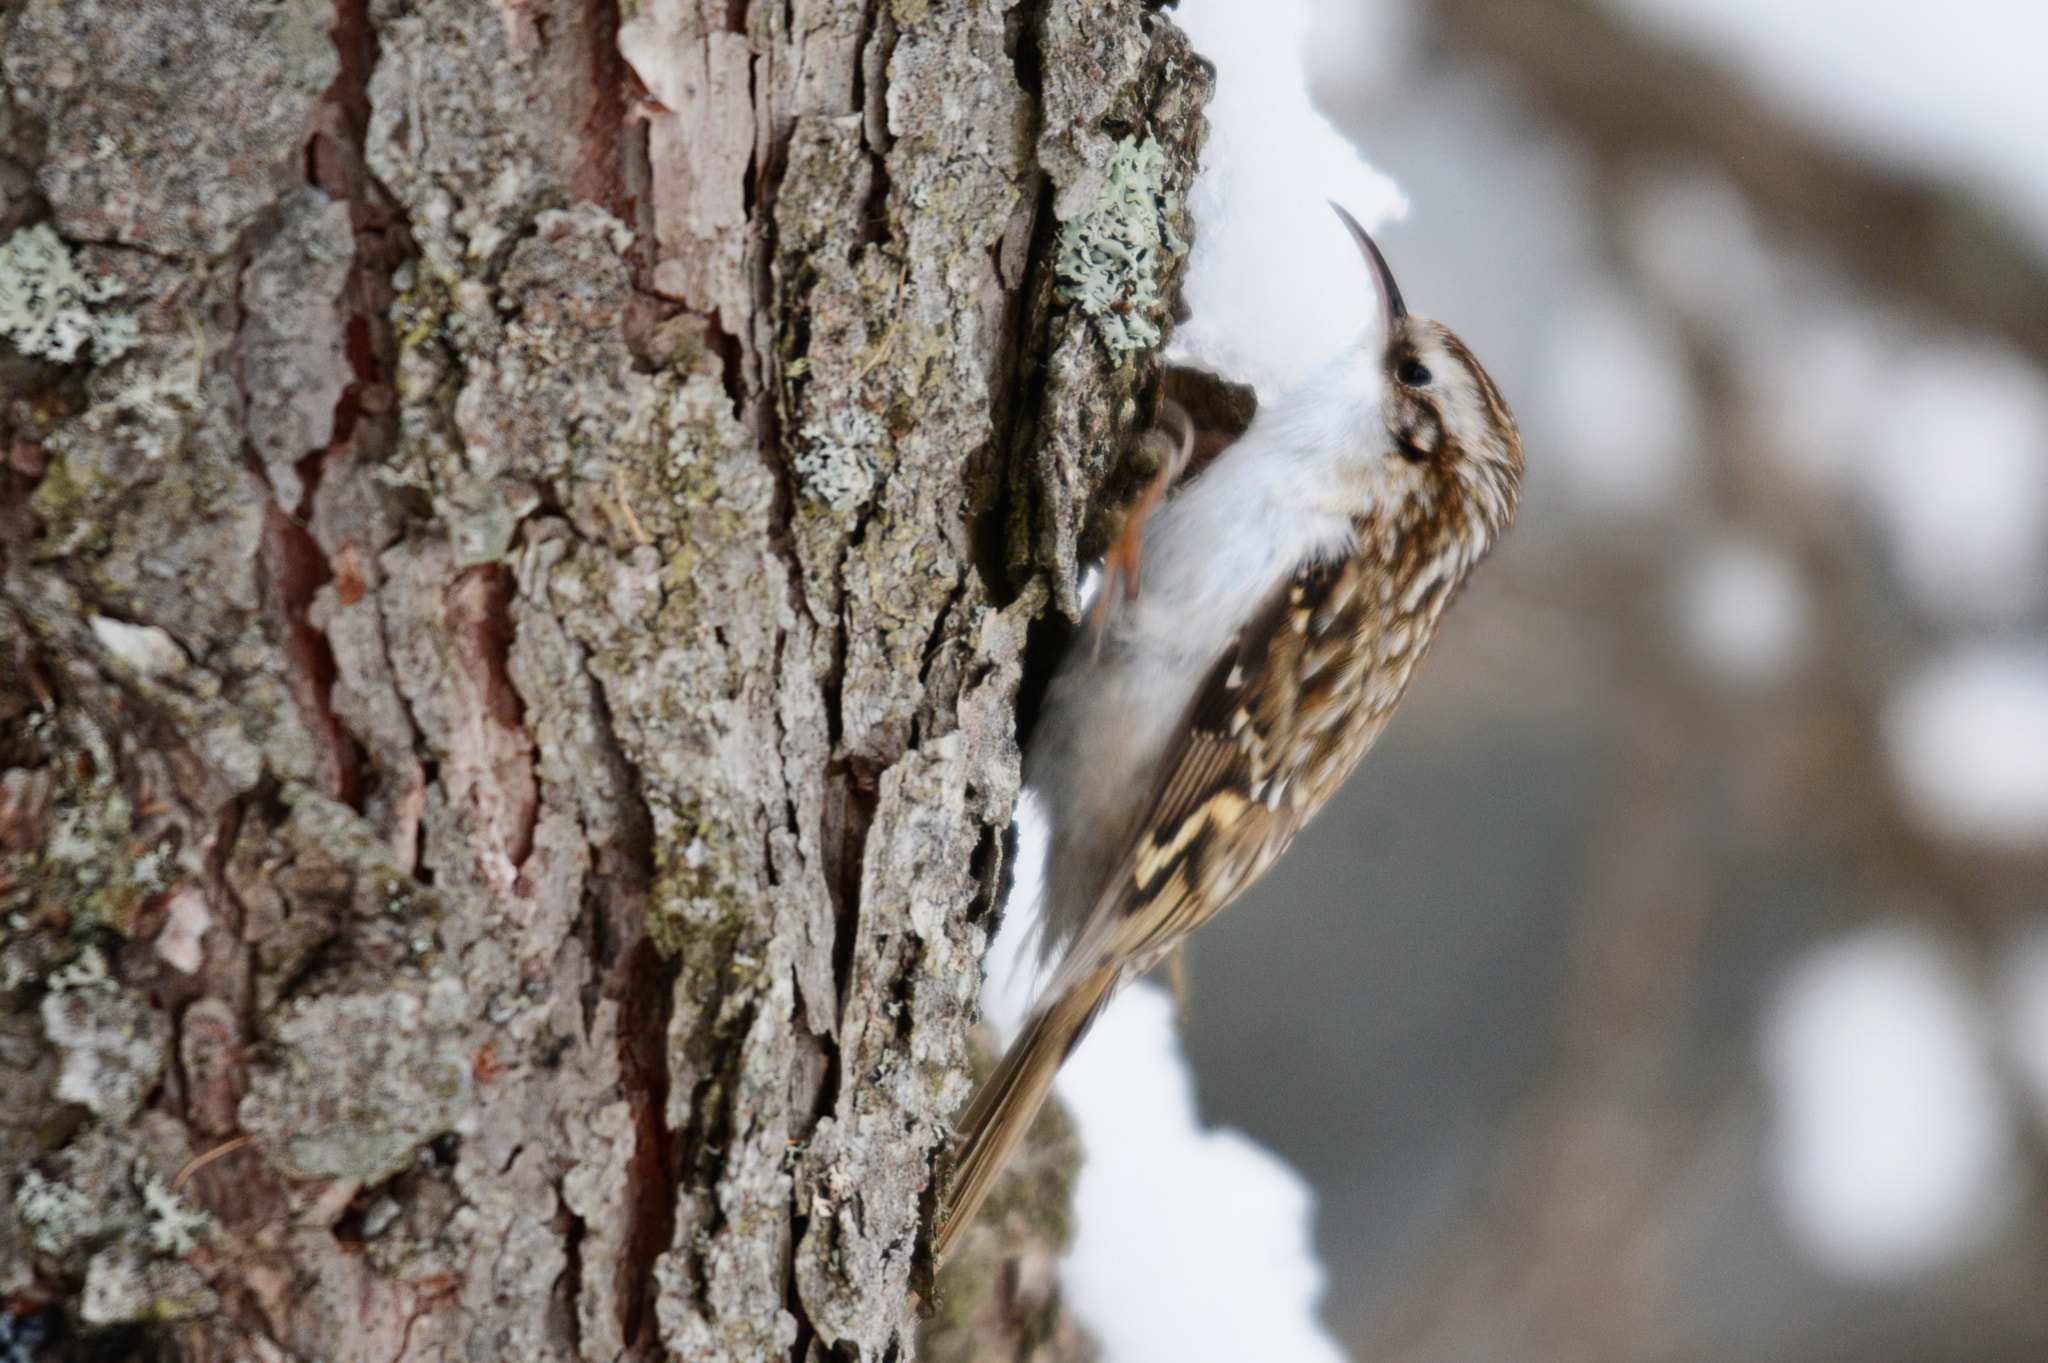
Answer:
1396;359;1432;387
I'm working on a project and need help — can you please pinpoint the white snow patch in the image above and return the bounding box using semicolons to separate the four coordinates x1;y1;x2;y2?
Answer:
1676;538;1807;689
1059;984;1346;1363
1762;924;2019;1286
1167;0;1408;398
1884;648;2048;850
1540;285;1699;516
979;800;1345;1363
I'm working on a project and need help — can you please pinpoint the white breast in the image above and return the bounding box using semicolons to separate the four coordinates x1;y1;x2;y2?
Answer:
1023;356;1389;958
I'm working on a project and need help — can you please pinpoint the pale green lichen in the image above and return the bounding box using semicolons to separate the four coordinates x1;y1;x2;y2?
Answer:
15;1161;208;1263
1053;137;1185;364
0;223;140;364
793;403;885;512
15;1167;98;1256
139;1174;208;1256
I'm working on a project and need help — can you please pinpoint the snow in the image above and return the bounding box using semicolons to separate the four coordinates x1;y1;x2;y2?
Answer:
1883;648;2048;850
1675;538;1807;689
1059;986;1348;1363
1601;0;2048;250
1166;0;1408;398
1761;924;2020;1285
1538;284;1699;516
979;800;1347;1363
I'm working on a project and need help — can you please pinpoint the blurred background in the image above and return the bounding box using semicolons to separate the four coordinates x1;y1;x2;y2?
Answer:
1174;0;2048;1358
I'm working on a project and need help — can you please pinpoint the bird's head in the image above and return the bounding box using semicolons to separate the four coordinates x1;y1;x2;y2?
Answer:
1327;203;1523;555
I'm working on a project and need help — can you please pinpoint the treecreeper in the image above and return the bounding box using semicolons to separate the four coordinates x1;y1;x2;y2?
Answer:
937;206;1526;1260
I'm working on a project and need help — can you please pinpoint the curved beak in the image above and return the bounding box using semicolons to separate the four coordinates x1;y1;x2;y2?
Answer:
1330;201;1406;340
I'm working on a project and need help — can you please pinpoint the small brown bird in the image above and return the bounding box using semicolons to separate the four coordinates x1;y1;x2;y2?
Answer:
936;206;1523;1261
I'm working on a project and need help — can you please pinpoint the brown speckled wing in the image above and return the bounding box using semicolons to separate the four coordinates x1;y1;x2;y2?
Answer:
1046;551;1413;998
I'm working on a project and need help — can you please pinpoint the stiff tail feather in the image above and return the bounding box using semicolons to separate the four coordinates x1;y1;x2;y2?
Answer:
934;964;1121;1263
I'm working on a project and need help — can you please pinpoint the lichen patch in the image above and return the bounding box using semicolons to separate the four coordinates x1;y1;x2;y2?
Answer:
0;223;140;365
1053;136;1185;364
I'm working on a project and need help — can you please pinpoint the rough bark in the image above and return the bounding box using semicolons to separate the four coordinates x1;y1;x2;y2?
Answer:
0;1;1209;1359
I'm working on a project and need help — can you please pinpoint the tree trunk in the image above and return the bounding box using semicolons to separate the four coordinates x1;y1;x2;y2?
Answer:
0;1;1207;1359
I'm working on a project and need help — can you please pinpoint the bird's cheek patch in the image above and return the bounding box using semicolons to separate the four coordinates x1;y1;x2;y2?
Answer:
1393;405;1443;463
